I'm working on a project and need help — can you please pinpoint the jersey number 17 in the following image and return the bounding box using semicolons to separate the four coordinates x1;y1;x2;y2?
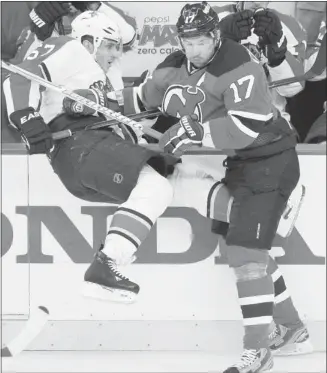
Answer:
229;74;254;103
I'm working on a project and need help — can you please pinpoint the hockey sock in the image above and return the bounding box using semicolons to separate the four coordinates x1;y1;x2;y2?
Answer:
102;206;153;265
268;256;303;328
102;164;173;265
237;275;274;349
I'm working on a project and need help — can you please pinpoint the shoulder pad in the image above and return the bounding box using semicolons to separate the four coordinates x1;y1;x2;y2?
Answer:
208;39;251;78
156;50;186;71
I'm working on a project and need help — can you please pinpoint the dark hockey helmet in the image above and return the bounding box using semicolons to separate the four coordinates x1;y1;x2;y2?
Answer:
176;2;219;38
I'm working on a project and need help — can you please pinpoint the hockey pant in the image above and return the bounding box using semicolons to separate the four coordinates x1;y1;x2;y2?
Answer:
103;161;225;265
105;147;297;264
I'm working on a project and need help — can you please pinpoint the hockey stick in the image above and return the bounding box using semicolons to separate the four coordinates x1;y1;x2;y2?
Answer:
269;33;326;89
1;61;162;141
1;306;49;357
52;108;161;140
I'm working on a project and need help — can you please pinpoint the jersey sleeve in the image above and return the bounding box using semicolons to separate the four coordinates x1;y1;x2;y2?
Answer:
121;52;184;115
267;12;307;97
202;61;275;150
98;2;137;47
3;37;85;117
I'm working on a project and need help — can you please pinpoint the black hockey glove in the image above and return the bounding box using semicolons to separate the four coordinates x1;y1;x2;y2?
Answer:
159;114;203;157
9;108;53;154
253;9;283;45
263;36;287;67
253;9;287;67
29;2;71;41
73;2;101;12
219;10;253;42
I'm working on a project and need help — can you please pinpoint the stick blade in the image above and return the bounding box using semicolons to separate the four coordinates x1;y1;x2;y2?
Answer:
1;305;49;357
1;346;13;357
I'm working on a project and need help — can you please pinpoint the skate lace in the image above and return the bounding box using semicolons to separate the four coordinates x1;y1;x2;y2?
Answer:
107;261;129;281
234;349;258;368
269;325;280;341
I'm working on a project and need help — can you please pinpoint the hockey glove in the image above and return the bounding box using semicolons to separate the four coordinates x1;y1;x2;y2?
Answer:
253;9;283;46
9;108;53;155
263;36;287;67
219;10;253;42
63;88;121;117
29;2;71;41
73;2;101;12
158;114;204;157
253;9;287;66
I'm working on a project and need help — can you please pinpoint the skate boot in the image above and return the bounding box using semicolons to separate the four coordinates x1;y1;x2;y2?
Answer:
83;245;140;303
223;348;273;373
277;181;306;238
269;323;313;356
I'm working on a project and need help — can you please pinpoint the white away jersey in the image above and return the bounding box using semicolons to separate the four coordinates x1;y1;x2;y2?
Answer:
4;36;109;124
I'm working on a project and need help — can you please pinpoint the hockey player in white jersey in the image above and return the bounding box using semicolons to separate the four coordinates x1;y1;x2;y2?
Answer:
11;1;137;92
72;1;138;90
3;10;180;303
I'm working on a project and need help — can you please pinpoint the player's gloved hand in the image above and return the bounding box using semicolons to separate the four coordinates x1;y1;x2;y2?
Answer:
253;9;287;67
158;114;203;157
219;10;253;42
253;9;283;45
29;2;71;41
9;107;53;155
263;36;287;67
63;88;121;117
73;2;101;12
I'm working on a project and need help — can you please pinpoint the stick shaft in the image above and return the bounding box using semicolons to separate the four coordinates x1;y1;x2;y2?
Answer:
52;109;161;140
1;61;162;140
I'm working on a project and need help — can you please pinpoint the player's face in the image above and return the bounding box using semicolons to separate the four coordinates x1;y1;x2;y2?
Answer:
181;34;217;68
95;39;122;73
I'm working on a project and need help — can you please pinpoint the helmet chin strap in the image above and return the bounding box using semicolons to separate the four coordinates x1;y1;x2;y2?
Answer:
92;37;102;58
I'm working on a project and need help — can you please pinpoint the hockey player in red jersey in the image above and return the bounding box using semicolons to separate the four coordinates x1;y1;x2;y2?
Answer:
214;1;307;123
62;3;312;371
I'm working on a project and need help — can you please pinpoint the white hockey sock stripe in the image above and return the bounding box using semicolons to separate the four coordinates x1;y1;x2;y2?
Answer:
207;181;223;219
2;306;49;357
117;207;153;230
107;207;153;246
107;227;141;248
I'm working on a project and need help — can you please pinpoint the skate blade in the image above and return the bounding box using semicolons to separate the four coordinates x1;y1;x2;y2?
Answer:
277;184;306;238
81;282;137;304
208;355;274;373
261;356;274;372
271;339;314;356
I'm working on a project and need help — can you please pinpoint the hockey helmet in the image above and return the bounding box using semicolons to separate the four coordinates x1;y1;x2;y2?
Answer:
176;2;219;38
71;10;122;52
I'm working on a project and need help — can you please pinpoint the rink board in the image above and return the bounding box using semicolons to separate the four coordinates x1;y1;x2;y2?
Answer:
1;147;326;353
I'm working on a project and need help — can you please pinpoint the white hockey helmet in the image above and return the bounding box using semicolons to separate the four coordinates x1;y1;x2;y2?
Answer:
71;10;121;54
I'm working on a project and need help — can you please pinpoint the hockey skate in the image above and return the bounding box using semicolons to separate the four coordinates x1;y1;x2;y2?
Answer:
277;181;306;238
83;245;140;304
223;348;273;373
269;323;313;356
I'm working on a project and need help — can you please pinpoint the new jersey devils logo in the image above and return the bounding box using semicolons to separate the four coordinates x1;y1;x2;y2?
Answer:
162;85;205;121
